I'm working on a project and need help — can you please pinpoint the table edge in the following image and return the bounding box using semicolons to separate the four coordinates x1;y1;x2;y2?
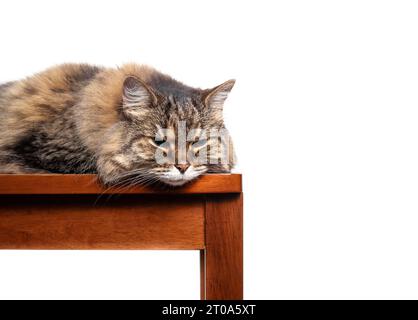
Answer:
0;173;242;195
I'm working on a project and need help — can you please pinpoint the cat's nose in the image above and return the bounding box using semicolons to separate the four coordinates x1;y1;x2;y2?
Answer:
175;164;190;174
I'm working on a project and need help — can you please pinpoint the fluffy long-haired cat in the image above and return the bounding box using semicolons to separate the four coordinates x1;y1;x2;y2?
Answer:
0;64;235;186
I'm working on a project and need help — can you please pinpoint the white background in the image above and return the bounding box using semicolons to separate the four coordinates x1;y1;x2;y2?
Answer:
0;0;418;299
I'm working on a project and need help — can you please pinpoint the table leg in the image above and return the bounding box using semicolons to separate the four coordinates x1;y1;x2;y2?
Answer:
200;193;243;300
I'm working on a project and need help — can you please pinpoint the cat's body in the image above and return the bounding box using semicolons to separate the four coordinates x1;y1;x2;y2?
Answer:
0;64;235;186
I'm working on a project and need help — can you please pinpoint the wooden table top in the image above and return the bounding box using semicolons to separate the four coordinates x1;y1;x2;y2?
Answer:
0;174;242;195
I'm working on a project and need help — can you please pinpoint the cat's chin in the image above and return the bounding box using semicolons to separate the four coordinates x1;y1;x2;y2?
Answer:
156;166;206;187
159;178;190;187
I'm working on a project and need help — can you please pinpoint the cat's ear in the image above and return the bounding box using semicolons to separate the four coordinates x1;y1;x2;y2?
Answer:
204;79;236;109
122;76;158;118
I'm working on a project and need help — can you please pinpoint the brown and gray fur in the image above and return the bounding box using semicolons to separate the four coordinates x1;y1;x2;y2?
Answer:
0;64;235;186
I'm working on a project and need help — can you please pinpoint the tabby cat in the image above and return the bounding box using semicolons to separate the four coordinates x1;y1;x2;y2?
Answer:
0;64;235;186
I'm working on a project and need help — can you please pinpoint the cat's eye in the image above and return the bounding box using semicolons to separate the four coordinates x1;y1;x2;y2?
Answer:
154;139;165;147
193;138;207;147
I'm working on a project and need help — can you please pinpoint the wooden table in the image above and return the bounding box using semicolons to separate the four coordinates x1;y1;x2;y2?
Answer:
0;174;243;300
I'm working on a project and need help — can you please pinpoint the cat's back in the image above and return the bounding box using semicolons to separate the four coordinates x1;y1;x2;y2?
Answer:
0;63;103;111
0;63;104;147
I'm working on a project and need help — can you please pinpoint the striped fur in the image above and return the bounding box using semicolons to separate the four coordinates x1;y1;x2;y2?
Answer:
0;63;235;186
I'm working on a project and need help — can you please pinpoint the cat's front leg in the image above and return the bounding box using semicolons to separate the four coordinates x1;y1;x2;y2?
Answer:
95;155;130;186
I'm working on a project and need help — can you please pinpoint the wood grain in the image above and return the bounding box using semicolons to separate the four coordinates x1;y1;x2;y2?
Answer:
201;193;244;300
0;174;242;195
0;173;244;299
0;195;205;250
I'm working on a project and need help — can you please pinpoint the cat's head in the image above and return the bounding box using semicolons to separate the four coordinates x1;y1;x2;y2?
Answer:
98;74;235;187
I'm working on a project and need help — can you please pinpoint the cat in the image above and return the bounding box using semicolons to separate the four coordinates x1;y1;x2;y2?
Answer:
0;64;235;186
